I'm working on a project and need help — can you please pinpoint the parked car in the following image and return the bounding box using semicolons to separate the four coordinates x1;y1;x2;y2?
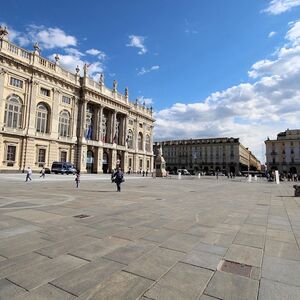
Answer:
51;162;76;175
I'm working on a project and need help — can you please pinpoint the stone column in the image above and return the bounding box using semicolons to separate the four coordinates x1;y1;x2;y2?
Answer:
111;110;117;144
134;118;139;151
27;80;39;135
98;105;103;141
123;116;128;146
80;100;87;139
0;69;7;129
97;147;103;173
51;88;60;136
93;106;99;141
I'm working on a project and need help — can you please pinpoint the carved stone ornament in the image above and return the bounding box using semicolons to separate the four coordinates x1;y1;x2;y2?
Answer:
0;26;8;40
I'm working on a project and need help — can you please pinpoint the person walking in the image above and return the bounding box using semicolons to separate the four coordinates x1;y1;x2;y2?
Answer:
112;167;124;192
25;167;32;182
40;167;46;179
75;170;80;188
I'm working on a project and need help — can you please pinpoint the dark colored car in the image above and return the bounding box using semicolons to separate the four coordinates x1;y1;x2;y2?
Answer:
51;162;76;175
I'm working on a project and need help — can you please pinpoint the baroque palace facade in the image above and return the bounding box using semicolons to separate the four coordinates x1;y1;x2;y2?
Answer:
154;137;261;175
265;129;300;175
0;27;154;173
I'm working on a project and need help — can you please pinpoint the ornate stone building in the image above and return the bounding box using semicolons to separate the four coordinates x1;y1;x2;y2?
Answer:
0;27;154;173
265;129;300;175
154;137;261;175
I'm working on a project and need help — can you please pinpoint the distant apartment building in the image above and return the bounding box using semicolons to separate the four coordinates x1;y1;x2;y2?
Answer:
265;129;300;174
0;27;154;173
154;137;261;175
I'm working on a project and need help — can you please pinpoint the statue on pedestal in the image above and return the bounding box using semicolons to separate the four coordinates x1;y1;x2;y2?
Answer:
113;80;118;92
155;144;167;177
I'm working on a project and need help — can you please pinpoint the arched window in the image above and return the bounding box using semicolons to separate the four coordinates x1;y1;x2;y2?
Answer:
4;95;22;128
127;129;133;149
36;103;49;133
138;132;143;151
59;110;70;137
146;135;151;152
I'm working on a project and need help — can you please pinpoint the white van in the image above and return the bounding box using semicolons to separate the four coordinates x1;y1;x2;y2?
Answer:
177;169;191;175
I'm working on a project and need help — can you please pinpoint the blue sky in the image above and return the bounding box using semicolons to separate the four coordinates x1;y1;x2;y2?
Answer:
1;0;300;162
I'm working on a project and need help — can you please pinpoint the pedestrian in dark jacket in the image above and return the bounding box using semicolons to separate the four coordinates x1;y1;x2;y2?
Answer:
112;167;124;192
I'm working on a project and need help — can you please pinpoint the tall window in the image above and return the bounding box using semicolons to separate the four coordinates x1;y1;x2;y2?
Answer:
127;130;133;149
36;103;49;133
4;95;22;128
7;145;16;161
40;87;50;97
138;132;143;151
38;148;46;167
60;151;67;162
145;135;151;152
59;110;70;137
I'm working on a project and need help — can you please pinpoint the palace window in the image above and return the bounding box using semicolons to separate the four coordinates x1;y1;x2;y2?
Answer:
4;95;22;128
40;87;50;97
38;148;46;167
60;151;67;162
7;145;16;162
138;132;143;151
59;110;71;137
145;135;151;152
127;129;134;149
62;95;71;104
9;77;23;88
36;103;49;133
101;112;107;142
85;105;94;140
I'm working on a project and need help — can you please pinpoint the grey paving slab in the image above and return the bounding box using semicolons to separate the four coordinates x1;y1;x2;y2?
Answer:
0;278;27;299
35;235;100;258
259;278;300;300
205;271;259;300
141;228;177;243
225;244;263;267
181;250;222;270
113;226;153;241
13;283;76;300
124;246;184;280
266;228;296;243
265;239;300;260
239;224;266;236
103;239;157;265
233;232;265;249
262;255;300;286
50;258;123;297
77;271;153;300
0;252;49;279
199;232;236;247
144;262;213;300
192;241;228;256
160;233;201;253
185;225;211;237
7;254;87;290
69;236;130;261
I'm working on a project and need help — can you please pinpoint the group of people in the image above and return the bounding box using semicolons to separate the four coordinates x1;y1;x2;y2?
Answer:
25;166;125;192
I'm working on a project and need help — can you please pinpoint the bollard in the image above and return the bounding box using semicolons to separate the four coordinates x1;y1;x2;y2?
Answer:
198;173;201;179
248;174;252;182
178;172;181;180
275;170;280;184
254;175;257;181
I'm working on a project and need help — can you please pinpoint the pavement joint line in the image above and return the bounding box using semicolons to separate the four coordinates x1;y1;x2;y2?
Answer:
66;253;92;263
122;269;156;282
48;282;79;297
203;292;222;299
33;251;53;259
158;245;187;254
178;260;217;272
5;277;29;292
101;256;129;266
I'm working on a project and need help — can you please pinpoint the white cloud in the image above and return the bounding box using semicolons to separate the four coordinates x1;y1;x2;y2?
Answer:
86;48;107;60
263;0;300;15
137;65;160;76
27;25;77;49
268;31;277;38
154;20;300;162
127;35;147;55
137;96;153;106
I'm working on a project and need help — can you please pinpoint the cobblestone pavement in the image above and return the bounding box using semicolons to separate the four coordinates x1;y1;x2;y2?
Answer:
0;174;299;299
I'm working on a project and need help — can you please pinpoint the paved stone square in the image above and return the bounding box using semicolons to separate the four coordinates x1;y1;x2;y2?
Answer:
0;173;300;299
